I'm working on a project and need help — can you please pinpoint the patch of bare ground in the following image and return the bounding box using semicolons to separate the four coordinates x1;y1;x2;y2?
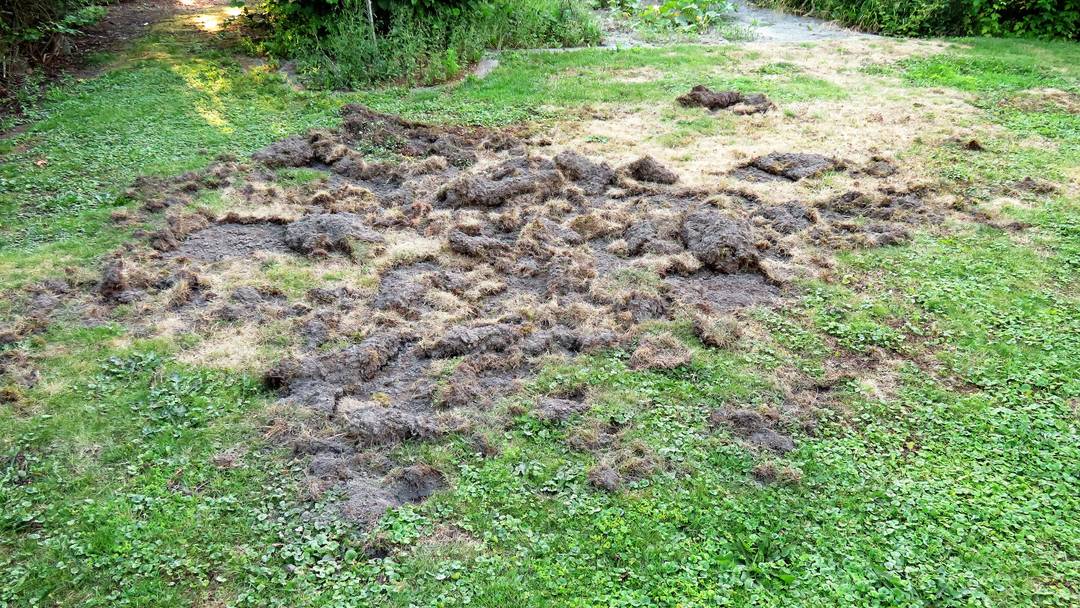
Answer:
17;79;964;526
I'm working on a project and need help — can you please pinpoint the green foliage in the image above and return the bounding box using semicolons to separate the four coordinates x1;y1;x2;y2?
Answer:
756;0;1080;40
0;28;344;258
0;0;105;75
254;0;601;88
617;0;735;34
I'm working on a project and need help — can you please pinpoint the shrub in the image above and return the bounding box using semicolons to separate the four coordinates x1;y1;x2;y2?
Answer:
1;0;106;78
756;0;1079;40
250;0;601;88
618;0;735;34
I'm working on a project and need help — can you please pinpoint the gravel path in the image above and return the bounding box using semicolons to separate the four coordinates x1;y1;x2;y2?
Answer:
729;0;866;42
595;0;868;48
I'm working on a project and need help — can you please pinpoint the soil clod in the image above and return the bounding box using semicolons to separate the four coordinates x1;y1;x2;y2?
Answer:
285;213;385;257
681;207;761;273
733;152;840;182
677;85;774;115
622;155;679;184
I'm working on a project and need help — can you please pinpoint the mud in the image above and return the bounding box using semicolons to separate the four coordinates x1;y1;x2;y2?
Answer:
677;85;774;115
81;104;940;527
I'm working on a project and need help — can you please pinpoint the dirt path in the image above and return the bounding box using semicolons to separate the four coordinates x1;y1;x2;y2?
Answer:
729;0;865;42
1;0;227;122
595;0;865;48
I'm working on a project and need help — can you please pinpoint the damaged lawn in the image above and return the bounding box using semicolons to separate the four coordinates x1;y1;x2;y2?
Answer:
2;8;1079;608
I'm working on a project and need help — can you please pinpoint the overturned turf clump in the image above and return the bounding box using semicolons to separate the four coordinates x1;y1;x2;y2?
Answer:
284;213;385;257
85;104;937;528
630;333;693;370
677;85;774;115
681;207;762;273
733;152;842;182
622;155;679;184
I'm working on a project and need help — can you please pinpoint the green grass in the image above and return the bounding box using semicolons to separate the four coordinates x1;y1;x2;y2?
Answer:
883;38;1080;196
363;45;845;124
900;39;1079;144
0;31;344;253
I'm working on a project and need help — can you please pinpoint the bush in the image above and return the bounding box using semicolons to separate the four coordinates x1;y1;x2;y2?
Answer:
1;0;106;77
617;0;735;34
755;0;1079;40
250;0;601;88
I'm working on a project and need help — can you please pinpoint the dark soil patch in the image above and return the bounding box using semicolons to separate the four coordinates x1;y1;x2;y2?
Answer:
340;464;446;526
713;408;796;454
173;222;288;261
732;152;842;182
677;85;774;115
284;213;385;257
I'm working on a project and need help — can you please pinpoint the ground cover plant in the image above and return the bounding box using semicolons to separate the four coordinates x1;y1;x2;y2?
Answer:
604;0;738;38
1;2;1079;607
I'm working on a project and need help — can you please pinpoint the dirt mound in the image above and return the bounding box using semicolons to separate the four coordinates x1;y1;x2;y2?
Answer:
98;104;936;527
732;152;841;182
681;207;761;273
554;150;615;194
677;85;774;115
437;155;563;207
622;155;679;184
284;213;385;257
714;408;795;454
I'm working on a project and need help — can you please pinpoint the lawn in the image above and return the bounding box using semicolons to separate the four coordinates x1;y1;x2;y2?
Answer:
1;9;1078;608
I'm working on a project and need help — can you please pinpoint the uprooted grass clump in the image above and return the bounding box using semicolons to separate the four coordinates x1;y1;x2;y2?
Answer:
1;100;955;530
